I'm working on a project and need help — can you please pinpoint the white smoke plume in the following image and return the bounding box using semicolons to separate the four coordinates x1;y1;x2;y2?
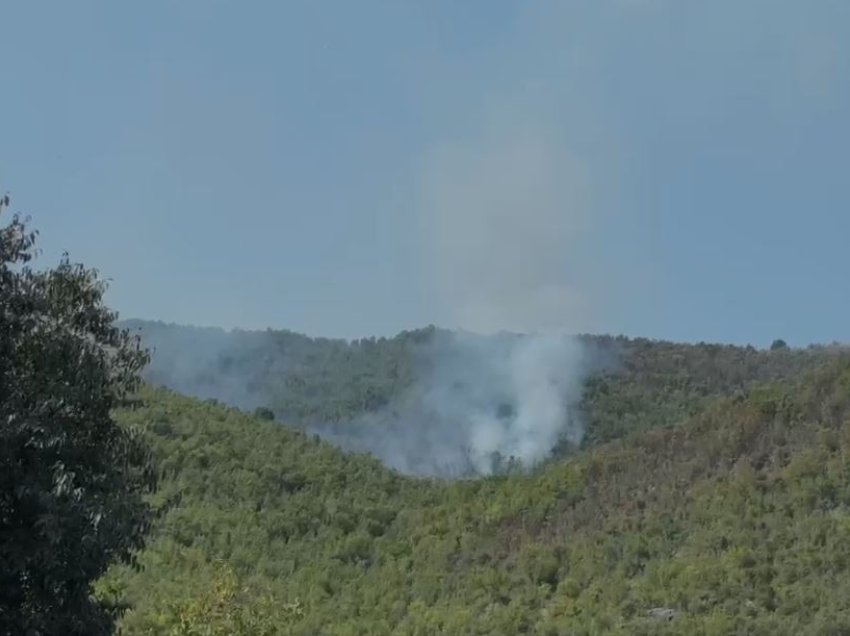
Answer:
421;122;593;336
130;112;598;478
312;123;596;476
341;109;597;475
310;330;586;477
131;9;602;477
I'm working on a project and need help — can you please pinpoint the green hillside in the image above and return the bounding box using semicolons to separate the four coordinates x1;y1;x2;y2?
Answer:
126;320;835;450
102;343;850;635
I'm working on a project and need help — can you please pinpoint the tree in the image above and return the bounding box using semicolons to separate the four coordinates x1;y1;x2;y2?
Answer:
158;561;302;636
0;195;157;635
770;339;789;351
253;406;275;421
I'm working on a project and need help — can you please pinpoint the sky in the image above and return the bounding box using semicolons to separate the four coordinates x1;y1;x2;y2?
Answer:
2;1;849;346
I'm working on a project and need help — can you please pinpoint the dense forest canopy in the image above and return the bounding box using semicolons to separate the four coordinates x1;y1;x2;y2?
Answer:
103;344;850;634
125;319;842;471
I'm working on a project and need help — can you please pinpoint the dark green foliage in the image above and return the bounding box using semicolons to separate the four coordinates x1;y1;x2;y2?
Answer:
0;198;157;635
576;335;835;447
104;350;850;634
253;406;275;421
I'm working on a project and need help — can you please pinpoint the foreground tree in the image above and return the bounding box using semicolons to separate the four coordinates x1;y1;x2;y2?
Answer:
0;195;157;635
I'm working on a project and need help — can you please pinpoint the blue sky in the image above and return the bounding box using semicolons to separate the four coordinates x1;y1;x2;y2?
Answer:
2;1;848;346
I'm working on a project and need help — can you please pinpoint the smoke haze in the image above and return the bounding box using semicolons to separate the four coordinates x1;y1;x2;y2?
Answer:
365;97;597;473
133;6;604;477
317;122;598;474
131;105;599;478
310;330;586;476
422;123;593;335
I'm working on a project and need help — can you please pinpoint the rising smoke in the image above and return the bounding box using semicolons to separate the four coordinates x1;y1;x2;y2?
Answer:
130;111;598;478
312;125;596;476
133;318;593;477
133;9;601;477
309;330;586;477
421;123;593;336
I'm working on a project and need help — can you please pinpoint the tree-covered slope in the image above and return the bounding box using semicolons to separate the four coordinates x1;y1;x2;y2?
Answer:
125;319;840;452
104;352;850;634
577;336;841;446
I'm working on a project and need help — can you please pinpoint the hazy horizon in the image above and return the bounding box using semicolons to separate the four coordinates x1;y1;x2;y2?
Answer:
121;317;847;350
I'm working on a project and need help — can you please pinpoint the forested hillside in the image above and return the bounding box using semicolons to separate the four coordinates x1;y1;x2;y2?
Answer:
101;333;850;634
126;320;839;453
